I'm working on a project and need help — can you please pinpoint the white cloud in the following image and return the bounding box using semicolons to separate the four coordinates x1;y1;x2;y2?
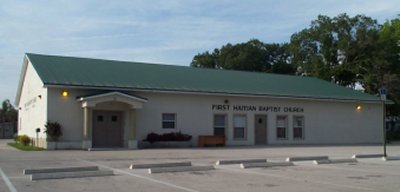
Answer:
0;0;399;102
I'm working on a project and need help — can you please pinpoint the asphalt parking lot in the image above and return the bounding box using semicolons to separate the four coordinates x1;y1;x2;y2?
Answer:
1;139;400;192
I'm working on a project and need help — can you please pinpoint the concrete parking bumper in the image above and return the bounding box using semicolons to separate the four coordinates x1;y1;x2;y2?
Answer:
129;162;191;169
352;154;383;159
285;156;329;162
313;158;357;165
148;165;215;174
24;166;99;175
240;162;294;169
382;156;400;161
31;170;114;181
215;159;267;165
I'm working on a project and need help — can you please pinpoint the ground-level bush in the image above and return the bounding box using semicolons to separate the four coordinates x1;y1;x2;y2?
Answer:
144;132;192;143
14;135;31;146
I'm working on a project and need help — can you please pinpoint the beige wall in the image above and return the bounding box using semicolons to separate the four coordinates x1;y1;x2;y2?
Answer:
17;61;48;147
20;77;383;148
136;92;383;146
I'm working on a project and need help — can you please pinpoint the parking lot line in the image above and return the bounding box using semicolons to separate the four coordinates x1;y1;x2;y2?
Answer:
78;159;199;192
300;163;400;177
0;167;17;192
217;166;375;191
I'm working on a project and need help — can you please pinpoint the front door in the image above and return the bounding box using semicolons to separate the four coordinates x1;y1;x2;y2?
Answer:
254;115;267;145
92;110;123;148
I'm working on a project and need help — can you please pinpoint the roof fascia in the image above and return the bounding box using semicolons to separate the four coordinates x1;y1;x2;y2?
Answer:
46;84;382;104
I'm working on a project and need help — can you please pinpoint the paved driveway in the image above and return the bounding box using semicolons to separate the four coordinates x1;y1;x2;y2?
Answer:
1;139;399;192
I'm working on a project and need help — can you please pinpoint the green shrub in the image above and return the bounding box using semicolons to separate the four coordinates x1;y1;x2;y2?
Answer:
14;135;22;143
19;135;31;146
44;121;62;141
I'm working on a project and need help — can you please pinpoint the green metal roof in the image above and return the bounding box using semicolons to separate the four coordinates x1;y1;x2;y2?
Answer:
26;53;381;102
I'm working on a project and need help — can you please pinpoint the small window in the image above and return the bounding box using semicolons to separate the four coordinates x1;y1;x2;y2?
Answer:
111;116;118;122
293;116;304;139
276;115;288;139
213;114;226;136
233;115;246;139
162;113;176;129
97;115;104;122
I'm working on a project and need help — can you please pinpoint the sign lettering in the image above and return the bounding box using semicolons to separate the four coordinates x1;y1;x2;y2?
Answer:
212;104;304;113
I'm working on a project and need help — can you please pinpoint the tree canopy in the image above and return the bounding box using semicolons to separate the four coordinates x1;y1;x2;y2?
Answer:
191;13;400;113
191;39;295;74
0;99;18;123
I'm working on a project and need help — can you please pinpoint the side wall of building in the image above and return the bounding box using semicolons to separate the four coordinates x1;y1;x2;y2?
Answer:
42;88;383;148
136;92;383;146
17;61;48;147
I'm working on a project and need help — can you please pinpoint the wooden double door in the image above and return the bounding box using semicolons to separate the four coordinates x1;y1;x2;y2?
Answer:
92;110;123;148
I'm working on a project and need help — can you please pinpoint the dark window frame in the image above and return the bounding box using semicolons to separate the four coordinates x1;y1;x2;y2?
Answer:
276;115;288;139
213;114;227;136
233;114;247;140
293;116;304;139
162;113;176;129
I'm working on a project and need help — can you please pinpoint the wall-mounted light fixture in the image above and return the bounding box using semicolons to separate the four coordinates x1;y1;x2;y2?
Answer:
38;95;42;99
224;99;229;104
356;105;362;111
61;90;69;97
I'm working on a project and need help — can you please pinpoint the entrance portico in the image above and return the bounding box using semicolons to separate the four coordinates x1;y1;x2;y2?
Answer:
77;92;147;149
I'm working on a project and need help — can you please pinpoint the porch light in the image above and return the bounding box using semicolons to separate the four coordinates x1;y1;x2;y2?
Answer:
62;90;69;97
356;105;362;111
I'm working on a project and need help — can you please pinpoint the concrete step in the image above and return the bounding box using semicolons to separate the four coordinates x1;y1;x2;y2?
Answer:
216;159;266;165
31;170;114;181
313;158;357;165
24;166;99;175
286;156;328;162
352;154;383;159
130;162;191;169
148;165;215;174
240;162;294;169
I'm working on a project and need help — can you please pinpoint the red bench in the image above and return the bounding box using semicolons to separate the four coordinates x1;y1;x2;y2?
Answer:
198;135;225;147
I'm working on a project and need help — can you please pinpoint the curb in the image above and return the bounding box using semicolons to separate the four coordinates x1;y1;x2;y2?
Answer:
31;170;114;181
285;156;328;162
130;162;191;169
216;159;266;165
313;159;357;165
240;162;293;169
148;165;215;174
24;166;99;175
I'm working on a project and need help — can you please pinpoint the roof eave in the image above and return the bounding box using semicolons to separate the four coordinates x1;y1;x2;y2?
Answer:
15;54;30;106
44;83;382;104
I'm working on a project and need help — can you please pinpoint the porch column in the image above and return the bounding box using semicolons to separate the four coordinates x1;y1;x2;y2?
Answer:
128;109;138;149
82;107;92;149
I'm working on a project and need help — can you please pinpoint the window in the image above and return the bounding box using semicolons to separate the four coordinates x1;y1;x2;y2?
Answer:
233;115;246;139
162;113;176;129
97;115;104;122
276;115;288;139
213;114;226;136
111;115;118;122
293;116;304;139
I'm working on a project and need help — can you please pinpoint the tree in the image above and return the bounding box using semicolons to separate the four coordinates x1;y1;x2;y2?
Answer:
290;13;382;87
191;39;293;74
0;99;18;123
377;17;400;115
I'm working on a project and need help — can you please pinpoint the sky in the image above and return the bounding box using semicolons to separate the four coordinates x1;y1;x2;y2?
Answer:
0;0;399;105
